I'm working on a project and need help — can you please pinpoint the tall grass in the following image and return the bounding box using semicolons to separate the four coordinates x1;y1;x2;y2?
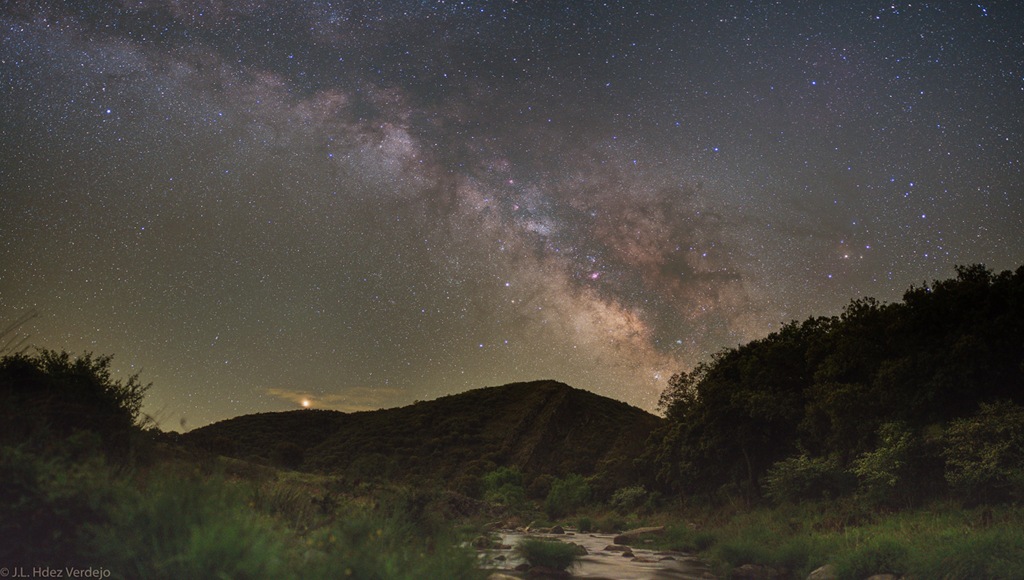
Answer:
663;500;1024;579
3;443;484;579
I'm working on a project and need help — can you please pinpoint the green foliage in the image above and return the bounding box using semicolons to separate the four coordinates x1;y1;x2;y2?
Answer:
907;524;1024;579
2;440;484;580
851;422;915;506
609;485;648;513
0;443;115;566
544;473;590;518
944;401;1024;502
0;350;149;455
658;524;717;553
515;538;581;571
831;537;907;580
650;264;1024;503
576;516;593;533
482;466;527;508
764;454;854;504
94;472;289;579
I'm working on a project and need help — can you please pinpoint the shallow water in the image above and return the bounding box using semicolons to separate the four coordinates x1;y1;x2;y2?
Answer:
479;530;715;579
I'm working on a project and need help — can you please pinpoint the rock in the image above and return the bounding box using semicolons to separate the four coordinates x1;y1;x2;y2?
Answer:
806;565;837;580
566;542;588;556
621;550;635;557
632;556;656;563
514;563;531;572
550;525;565;534
613;525;666;544
864;576;899;580
659;555;676;561
603;544;632;552
494;554;506;561
487;574;519;580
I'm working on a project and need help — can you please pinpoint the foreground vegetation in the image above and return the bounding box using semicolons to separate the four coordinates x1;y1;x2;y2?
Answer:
636;500;1024;579
3;264;1023;578
0;350;484;579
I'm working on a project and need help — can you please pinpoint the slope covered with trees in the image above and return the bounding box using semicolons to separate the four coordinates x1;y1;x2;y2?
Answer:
184;380;663;499
644;264;1024;506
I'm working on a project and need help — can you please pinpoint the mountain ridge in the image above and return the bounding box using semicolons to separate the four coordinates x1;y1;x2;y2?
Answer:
181;380;663;497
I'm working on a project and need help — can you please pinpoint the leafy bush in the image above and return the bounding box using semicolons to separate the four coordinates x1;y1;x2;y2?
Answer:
610;485;648;513
544;473;591;518
482;466;527;508
764;454;855;503
516;538;581;571
852;422;917;506
944;401;1024;502
0;350;149;455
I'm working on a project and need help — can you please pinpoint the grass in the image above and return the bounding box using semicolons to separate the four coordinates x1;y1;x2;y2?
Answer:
516;537;582;571
2;441;485;579
646;500;1024;579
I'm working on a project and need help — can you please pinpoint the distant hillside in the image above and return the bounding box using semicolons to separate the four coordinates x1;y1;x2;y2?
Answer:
182;380;663;497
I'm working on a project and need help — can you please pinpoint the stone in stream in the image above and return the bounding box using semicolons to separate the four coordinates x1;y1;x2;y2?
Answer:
613;525;666;544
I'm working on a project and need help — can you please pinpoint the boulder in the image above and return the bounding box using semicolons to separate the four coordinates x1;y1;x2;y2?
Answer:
603;544;632;552
566;542;588;556
550;525;565;534
613;525;666;545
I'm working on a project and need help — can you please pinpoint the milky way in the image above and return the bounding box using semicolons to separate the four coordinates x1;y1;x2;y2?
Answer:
2;1;1021;428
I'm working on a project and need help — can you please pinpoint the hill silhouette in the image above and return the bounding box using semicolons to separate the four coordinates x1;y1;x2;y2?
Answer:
182;380;663;497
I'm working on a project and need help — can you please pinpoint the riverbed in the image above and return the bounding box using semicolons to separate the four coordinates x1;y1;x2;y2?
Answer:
479;530;716;579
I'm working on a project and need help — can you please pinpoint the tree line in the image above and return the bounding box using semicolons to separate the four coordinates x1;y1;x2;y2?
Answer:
642;264;1024;506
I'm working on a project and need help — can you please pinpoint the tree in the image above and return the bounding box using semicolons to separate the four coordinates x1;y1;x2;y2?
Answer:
945;401;1024;503
0;349;149;455
545;474;590;518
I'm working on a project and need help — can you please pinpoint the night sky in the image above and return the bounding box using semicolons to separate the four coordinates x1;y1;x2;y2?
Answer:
2;1;1022;430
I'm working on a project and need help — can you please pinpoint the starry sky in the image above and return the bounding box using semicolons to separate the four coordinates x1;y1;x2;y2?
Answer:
2;1;1022;430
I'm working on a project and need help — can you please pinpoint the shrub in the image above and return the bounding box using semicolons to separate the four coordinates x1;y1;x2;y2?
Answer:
544;473;591;519
764;454;855;504
944;401;1024;502
516;538;581;571
610;485;648;513
482;466;527;508
0;350;149;455
577;516;593;533
852;422;916;506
